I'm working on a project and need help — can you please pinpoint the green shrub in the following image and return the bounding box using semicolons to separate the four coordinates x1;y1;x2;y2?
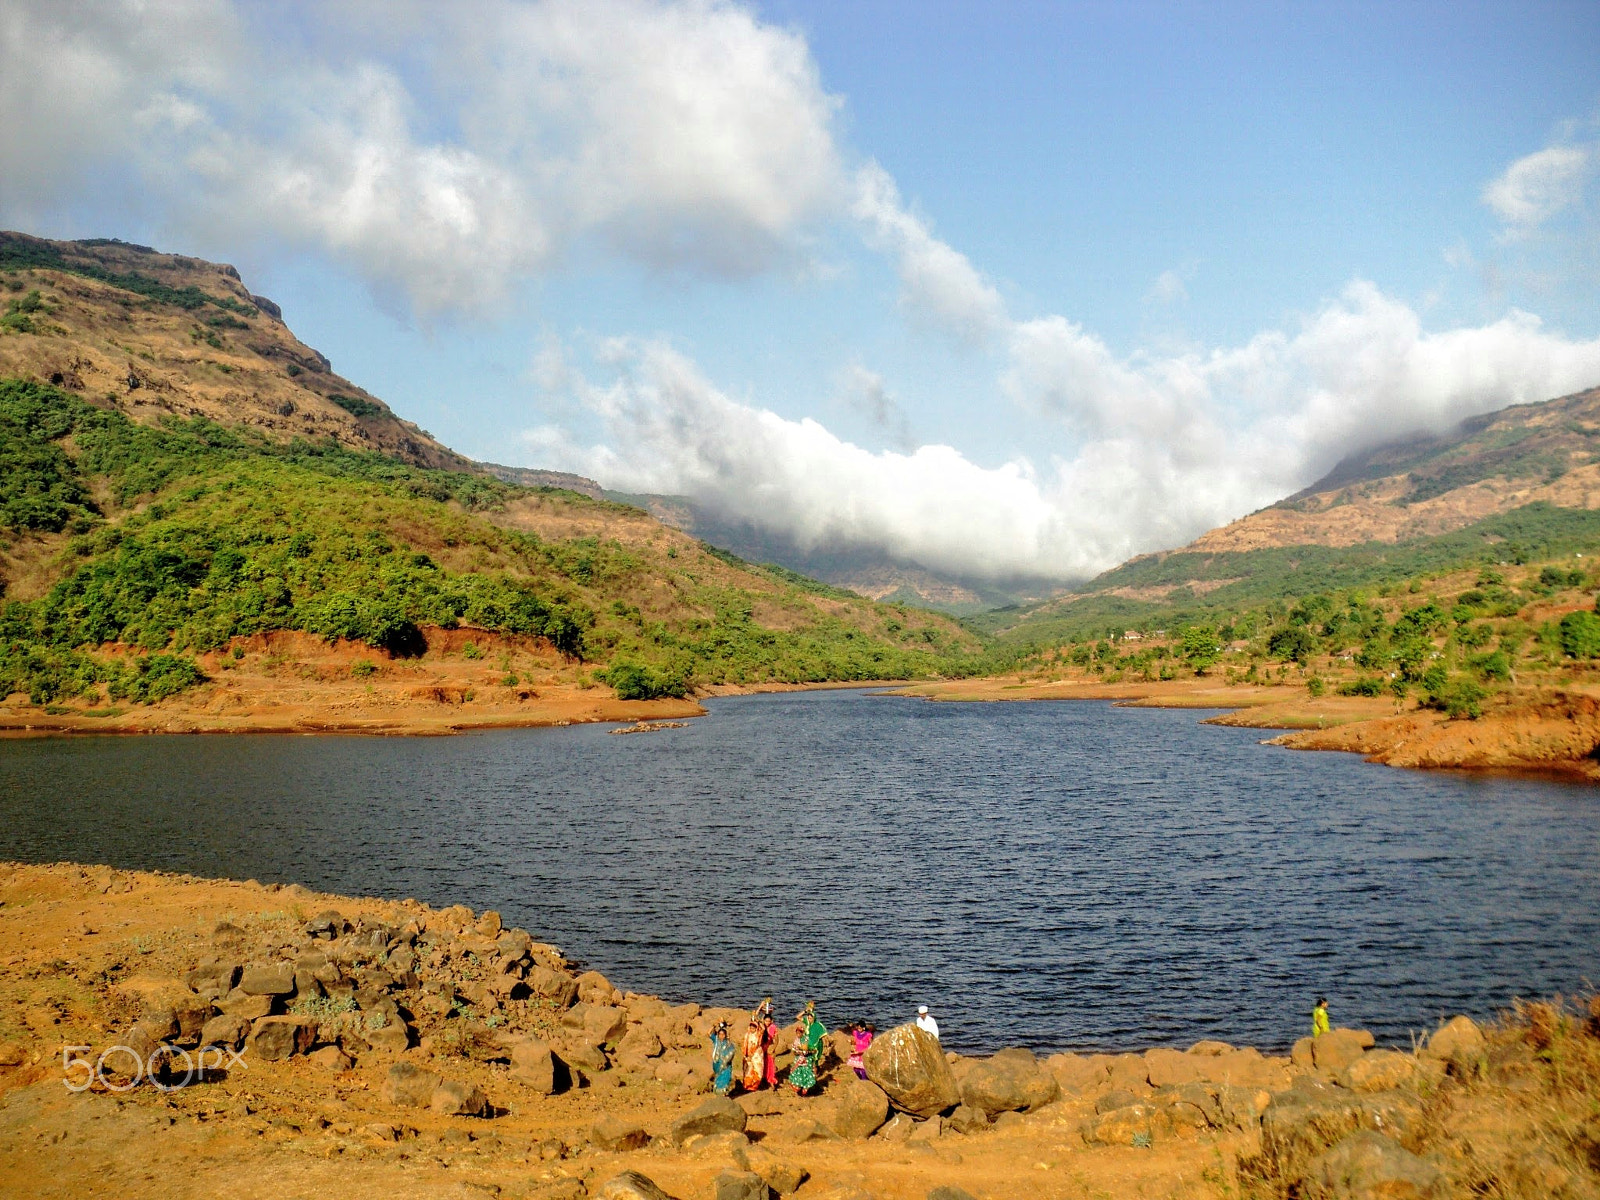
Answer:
1558;610;1600;658
603;660;688;700
328;394;384;419
1421;670;1486;720
1337;676;1386;697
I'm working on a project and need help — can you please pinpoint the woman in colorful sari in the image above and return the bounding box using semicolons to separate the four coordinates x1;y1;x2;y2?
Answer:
710;1021;735;1095
848;1020;874;1080
762;1009;780;1088
742;999;773;1091
788;1002;827;1095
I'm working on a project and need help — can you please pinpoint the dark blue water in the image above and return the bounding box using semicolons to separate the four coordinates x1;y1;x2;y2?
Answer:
1;690;1596;1054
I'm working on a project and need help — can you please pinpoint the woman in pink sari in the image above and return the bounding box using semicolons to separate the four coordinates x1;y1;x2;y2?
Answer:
847;1021;874;1079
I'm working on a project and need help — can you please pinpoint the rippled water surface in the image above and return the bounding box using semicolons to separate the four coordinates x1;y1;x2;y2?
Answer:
2;690;1597;1053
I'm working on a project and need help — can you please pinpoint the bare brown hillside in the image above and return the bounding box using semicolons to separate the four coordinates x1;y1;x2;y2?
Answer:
0;232;470;470
1193;385;1600;551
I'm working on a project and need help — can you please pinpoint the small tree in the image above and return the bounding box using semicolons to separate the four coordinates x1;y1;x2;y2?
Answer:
1558;610;1600;659
1181;626;1222;674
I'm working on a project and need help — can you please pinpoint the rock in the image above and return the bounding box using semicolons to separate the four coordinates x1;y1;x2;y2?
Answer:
908;1115;941;1142
875;1113;916;1142
738;1092;785;1116
946;1105;990;1134
304;910;347;938
431;1079;490;1117
511;1039;570;1094
863;1024;961;1118
1422;1015;1485;1063
576;970;620;1005
216;989;274;1020
366;1020;412;1054
1301;1130;1446;1199
1106;1053;1153;1095
528;1182;587;1200
308;1045;351;1072
1339;1050;1418;1093
199;1014;251;1049
748;1153;808;1195
592;1117;652;1152
1311;1029;1375;1074
1044;1052;1109;1095
952;1048;1060;1115
671;1096;748;1145
559;1039;610;1076
184;961;241;997
825;1077;890;1138
0;1042;25;1067
238;965;296;996
1292;1037;1316;1070
382;1062;443;1107
595;1172;674;1200
712;1171;771;1200
1145;1047;1203;1088
1096;1088;1144;1113
475;910;502;938
530;966;579;1008
564;1003;628;1045
1188;1040;1233;1056
1260;1080;1425;1185
244;1015;316;1061
1086;1102;1169;1146
928;1189;979;1200
615;1024;664;1067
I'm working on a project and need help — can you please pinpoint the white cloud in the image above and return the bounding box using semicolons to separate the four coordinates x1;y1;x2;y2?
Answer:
850;162;1009;344
837;362;913;450
0;0;846;311
1483;141;1596;235
1146;268;1189;306
529;286;1600;581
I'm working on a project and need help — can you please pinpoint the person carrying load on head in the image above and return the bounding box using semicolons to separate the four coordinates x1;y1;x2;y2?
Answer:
710;1020;735;1095
742;998;773;1091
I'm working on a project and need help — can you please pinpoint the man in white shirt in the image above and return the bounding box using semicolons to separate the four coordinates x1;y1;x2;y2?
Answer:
916;1004;940;1040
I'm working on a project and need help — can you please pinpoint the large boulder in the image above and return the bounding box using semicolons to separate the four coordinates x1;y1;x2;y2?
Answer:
1300;1130;1446;1199
670;1096;747;1145
1311;1028;1375;1073
529;966;579;1009
952;1048;1060;1115
824;1077;890;1138
1086;1101;1171;1146
711;1172;770;1200
614;1024;664;1069
244;1015;316;1061
216;989;274;1020
1144;1047;1203;1088
863;1024;960;1118
199;1013;250;1050
511;1039;571;1094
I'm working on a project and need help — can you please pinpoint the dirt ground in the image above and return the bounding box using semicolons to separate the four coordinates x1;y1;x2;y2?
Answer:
0;864;1255;1200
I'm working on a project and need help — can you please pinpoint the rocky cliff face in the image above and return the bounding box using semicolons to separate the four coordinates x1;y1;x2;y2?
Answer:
0;232;472;471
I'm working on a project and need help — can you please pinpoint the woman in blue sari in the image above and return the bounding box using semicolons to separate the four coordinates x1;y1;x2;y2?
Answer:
710;1021;735;1095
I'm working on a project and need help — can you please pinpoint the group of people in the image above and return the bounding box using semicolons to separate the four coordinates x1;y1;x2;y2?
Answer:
708;999;940;1097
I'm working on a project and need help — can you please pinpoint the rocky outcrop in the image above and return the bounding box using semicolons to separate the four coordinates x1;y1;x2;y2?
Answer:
951;1047;1060;1115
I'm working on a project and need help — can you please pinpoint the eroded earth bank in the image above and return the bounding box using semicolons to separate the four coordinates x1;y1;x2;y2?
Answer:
1;863;1596;1200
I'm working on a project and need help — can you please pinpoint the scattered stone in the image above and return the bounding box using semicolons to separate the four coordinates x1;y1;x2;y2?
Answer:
1187;1040;1234;1056
748;1152;808;1195
576;970;620;1005
670;1096;747;1145
238;965;296;996
431;1079;490;1117
528;1182;586;1200
0;1042;25;1067
559;1039;609;1076
908;1116;942;1143
530;966;579;1009
863;1024;961;1118
1145;1047;1204;1088
1260;1080;1424;1184
928;1189;980;1200
713;1171;770;1200
307;1045;351;1072
946;1105;990;1134
1087;1101;1167;1146
362;1122;399;1142
1301;1130;1445;1199
875;1113;916;1143
737;1092;785;1117
475;910;502;938
592;1116;652;1152
216;989;274;1020
825;1077;890;1139
1292;1037;1316;1070
511;1039;570;1094
382;1062;443;1107
365;1018;413;1054
185;961;241;996
244;1015;316;1061
199;1013;251;1049
1044;1051;1109;1096
614;1024;664;1067
595;1171;674;1200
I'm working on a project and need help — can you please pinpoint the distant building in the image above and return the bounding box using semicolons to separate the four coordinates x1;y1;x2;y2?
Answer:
1123;630;1143;642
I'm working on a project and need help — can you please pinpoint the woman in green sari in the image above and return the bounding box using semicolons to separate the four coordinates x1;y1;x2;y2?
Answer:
787;1001;826;1095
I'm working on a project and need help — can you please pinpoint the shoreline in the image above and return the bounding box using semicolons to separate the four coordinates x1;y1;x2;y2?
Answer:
4;861;1587;1200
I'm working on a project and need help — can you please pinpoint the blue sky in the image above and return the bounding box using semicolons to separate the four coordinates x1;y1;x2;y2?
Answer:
3;1;1599;580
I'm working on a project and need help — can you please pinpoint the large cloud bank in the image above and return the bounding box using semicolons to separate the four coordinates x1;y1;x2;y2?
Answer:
6;1;1600;580
530;288;1600;580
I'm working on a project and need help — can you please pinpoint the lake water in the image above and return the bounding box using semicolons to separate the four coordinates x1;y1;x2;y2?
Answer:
1;690;1596;1054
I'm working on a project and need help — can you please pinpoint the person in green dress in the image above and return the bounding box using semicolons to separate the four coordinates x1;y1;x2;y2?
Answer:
787;1001;826;1095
